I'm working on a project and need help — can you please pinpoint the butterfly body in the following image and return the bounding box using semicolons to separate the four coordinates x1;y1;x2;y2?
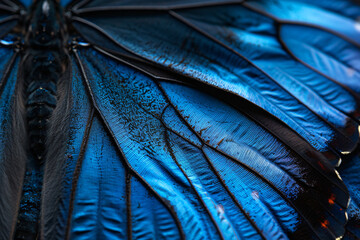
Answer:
24;0;67;161
15;1;68;238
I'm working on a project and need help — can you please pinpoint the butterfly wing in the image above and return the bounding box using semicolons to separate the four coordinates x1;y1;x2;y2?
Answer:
40;46;350;239
0;49;26;240
0;0;21;35
0;1;30;238
40;50;186;239
69;0;360;163
38;0;360;239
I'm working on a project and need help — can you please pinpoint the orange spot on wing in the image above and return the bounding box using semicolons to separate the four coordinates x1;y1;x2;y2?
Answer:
321;220;329;229
328;194;336;205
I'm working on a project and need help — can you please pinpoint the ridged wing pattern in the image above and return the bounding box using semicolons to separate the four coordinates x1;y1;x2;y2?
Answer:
49;46;351;239
0;1;20;37
296;0;360;19
42;53;182;240
41;57;93;239
0;2;32;239
16;0;355;239
70;0;360;163
0;0;356;239
0;49;24;239
279;24;360;94
243;0;360;44
51;0;360;239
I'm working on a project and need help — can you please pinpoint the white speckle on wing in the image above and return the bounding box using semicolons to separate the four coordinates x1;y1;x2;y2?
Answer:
42;1;50;16
355;17;360;32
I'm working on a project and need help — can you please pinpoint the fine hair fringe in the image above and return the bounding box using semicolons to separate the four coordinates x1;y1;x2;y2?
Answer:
0;57;28;239
40;58;72;240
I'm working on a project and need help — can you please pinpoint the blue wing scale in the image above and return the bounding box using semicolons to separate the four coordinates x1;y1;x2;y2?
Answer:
56;46;351;239
71;6;360;159
0;0;357;239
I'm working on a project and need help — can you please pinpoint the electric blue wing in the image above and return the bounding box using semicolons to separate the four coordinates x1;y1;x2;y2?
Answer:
41;53;183;240
69;1;360;164
298;0;360;19
42;45;350;239
243;0;360;45
55;1;360;239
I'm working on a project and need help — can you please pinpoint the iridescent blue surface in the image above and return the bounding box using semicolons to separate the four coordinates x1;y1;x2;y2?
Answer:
73;3;360;156
60;47;350;239
57;51;182;239
245;0;360;44
0;0;358;239
300;0;360;19
175;4;359;148
281;24;360;94
0;48;16;164
70;117;128;239
131;176;181;240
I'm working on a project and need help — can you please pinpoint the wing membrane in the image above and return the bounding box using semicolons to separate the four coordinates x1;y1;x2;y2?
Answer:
0;49;25;239
42;53;183;240
280;24;360;95
57;47;350;239
70;3;360;159
62;1;360;239
243;0;360;45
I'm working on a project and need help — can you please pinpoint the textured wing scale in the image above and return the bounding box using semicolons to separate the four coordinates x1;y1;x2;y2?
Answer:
0;49;26;239
43;45;351;239
0;2;37;239
69;0;360;164
243;0;360;45
39;0;360;239
170;6;359;124
0;0;354;239
279;24;360;95
41;52;183;240
69;116;182;240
